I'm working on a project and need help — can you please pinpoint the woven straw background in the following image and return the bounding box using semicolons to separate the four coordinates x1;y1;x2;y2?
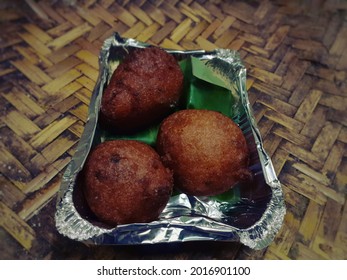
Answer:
0;0;346;260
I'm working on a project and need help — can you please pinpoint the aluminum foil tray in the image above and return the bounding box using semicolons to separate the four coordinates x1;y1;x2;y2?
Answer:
55;33;286;250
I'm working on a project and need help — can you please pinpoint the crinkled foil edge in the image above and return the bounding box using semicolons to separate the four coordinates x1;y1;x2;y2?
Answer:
55;33;286;250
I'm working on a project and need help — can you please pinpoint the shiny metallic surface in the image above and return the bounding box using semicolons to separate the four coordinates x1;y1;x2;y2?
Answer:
55;33;286;250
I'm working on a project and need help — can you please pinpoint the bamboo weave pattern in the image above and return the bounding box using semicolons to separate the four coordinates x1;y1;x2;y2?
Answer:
0;0;346;259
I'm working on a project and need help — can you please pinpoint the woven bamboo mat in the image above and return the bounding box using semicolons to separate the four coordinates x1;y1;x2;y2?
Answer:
0;0;346;260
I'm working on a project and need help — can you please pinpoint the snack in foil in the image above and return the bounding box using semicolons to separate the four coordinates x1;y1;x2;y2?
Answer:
100;46;184;133
82;140;174;227
156;109;251;197
55;33;286;250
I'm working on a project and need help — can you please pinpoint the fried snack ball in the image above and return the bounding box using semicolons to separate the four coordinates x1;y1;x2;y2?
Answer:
83;140;173;226
100;46;184;132
156;109;250;196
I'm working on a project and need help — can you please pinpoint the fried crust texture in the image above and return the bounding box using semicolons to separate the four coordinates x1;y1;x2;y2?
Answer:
157;109;250;196
83;140;173;226
101;47;183;132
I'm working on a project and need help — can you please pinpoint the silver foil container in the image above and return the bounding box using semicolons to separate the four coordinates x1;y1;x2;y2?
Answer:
55;33;286;250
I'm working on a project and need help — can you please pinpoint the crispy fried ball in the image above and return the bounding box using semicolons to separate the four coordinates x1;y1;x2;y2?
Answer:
83;140;173;226
156;109;250;196
101;47;184;132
